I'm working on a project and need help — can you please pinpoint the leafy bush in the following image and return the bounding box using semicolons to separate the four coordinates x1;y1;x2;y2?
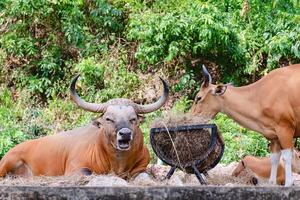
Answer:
233;0;300;77
0;0;124;99
127;0;245;70
75;57;105;88
0;88;29;158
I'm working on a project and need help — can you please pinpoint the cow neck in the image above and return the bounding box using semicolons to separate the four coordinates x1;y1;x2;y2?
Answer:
220;85;263;133
97;127;144;176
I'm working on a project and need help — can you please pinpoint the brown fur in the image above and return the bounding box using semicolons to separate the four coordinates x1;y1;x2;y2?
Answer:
0;122;150;179
232;149;300;185
192;64;300;152
192;64;300;185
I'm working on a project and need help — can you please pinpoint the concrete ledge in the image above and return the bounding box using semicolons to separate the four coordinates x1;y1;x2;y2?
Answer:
0;186;299;200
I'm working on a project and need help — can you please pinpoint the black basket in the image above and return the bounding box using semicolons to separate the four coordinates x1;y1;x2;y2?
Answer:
150;124;224;184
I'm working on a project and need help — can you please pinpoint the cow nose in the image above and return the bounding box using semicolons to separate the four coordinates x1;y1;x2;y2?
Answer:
118;128;132;137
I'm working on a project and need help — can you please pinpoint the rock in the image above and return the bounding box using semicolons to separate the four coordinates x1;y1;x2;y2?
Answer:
130;173;156;186
183;174;201;185
167;174;184;186
147;164;170;180
2;186;300;199
86;175;128;187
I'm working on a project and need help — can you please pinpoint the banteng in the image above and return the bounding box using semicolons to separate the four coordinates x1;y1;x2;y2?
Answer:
192;64;300;186
0;75;169;179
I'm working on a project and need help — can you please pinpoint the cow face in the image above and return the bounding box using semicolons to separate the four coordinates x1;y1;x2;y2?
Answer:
101;105;141;151
191;65;227;119
70;75;169;151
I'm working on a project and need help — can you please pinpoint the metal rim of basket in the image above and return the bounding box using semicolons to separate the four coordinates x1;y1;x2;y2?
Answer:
150;124;220;170
202;133;225;172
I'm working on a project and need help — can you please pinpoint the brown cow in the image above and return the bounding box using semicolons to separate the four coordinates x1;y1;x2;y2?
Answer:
232;149;300;185
0;75;169;179
191;64;300;186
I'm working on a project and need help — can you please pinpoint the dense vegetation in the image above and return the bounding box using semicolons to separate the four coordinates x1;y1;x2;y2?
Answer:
0;0;299;163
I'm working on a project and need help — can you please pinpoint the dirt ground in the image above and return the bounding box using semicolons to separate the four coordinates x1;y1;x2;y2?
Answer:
1;163;300;187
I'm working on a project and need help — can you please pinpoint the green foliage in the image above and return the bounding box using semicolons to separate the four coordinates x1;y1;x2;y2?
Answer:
125;0;300;83
172;70;199;98
127;0;244;70
0;88;29;158
0;87;97;158
238;0;300;76
140;110;162;162
75;54;140;103
75;57;105;88
98;65;140;101
0;0;299;163
0;0;124;99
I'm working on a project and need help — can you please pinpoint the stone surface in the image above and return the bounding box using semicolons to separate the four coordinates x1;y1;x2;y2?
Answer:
0;186;300;200
130;172;157;186
86;175;128;187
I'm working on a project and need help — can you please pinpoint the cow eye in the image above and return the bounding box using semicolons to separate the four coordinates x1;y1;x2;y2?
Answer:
196;96;202;102
130;118;137;123
106;117;114;123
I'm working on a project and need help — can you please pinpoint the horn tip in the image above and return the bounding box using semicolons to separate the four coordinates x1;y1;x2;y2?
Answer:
74;74;80;80
159;77;169;92
70;74;81;92
71;74;81;85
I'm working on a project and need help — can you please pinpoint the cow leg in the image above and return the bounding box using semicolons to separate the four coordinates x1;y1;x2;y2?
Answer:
129;146;151;178
232;159;245;177
281;149;293;186
0;154;22;177
10;161;33;177
269;140;281;185
277;126;294;187
79;168;92;176
65;167;93;176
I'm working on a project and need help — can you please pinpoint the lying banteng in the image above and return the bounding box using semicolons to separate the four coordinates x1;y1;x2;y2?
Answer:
191;64;300;186
0;75;169;179
232;149;300;185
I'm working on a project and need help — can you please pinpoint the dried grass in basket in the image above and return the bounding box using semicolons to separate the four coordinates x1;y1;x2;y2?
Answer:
150;112;224;173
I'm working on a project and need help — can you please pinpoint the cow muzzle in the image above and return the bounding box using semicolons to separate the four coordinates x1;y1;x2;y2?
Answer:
116;128;133;151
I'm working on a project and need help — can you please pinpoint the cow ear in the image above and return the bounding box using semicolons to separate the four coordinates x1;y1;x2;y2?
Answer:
212;84;227;96
137;114;145;124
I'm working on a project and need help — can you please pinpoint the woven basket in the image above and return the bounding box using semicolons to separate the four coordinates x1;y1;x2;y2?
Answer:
150;124;224;181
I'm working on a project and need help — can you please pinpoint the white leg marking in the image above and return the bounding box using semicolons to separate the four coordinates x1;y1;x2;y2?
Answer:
269;152;281;185
282;149;293;187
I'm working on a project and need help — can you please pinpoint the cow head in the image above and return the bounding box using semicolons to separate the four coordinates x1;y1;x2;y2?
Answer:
70;75;169;151
191;65;228;119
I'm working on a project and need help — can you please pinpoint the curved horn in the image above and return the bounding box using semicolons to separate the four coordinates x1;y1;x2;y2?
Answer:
202;64;212;87
70;75;106;113
135;77;169;114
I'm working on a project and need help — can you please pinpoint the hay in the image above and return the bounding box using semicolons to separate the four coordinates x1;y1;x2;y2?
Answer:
1;164;300;186
153;129;211;166
150;112;224;173
0;174;94;186
151;112;209;128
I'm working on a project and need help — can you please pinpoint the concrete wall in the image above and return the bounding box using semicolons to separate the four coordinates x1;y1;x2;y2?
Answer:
0;186;299;200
